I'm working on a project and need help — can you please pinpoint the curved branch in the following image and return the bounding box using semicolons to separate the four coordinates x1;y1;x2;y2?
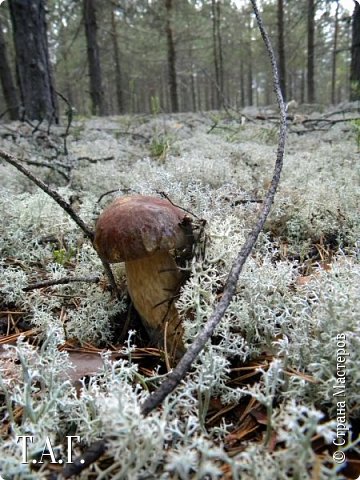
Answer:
23;276;100;291
63;2;287;476
140;0;287;417
0;149;121;297
0;148;94;241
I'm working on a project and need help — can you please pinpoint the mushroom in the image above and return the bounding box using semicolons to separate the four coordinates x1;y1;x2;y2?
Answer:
94;195;194;358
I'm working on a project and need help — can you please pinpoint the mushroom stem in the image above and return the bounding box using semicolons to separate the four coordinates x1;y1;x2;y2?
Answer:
94;195;194;359
125;250;184;356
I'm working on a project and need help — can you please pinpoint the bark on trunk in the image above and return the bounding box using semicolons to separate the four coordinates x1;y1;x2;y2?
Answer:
216;1;224;102
190;70;197;112
63;51;74;107
300;69;305;104
211;0;224;109
197;75;202;110
240;60;245;108
277;0;286;100
247;16;253;106
165;0;178;113
331;1;340;104
350;1;360;101
0;18;18;120
83;0;107;116
111;8;123;114
211;0;220;108
9;0;58;122
307;0;315;103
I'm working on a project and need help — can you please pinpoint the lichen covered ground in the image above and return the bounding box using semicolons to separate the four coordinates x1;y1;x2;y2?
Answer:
0;107;359;479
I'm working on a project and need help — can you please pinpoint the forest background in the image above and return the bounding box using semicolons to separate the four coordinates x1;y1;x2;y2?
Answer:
0;0;360;122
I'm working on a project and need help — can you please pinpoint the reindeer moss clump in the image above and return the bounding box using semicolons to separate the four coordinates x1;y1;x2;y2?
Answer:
0;110;359;479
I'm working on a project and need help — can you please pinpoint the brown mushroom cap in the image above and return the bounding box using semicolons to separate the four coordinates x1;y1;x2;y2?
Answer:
94;195;192;262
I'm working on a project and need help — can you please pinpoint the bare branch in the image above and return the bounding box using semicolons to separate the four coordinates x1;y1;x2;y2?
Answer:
56;90;74;155
0;149;122;297
0;148;95;242
64;1;287;475
301;117;360;126
77;155;115;163
18;158;70;182
97;188;121;204
99;258;119;294
140;0;287;417
62;440;106;478
23;276;100;291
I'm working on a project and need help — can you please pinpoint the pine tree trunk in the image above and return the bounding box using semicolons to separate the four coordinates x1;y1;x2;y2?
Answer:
211;0;220;108
300;70;305;103
9;0;58;123
197;76;203;110
216;1;224;103
277;0;286;100
247;16;253;106
190;70;197;112
0;18;18;120
83;0;107;116
331;1;340;104
63;51;74;107
287;72;293;100
111;8;123;114
204;81;211;111
350;1;360;101
211;0;224;109
165;0;178;113
240;60;245;108
307;0;315;103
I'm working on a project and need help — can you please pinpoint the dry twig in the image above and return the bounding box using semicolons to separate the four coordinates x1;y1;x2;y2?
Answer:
0;149;94;241
56;90;73;155
18;158;70;182
23;276;100;291
63;0;287;476
140;0;287;417
0;149;120;295
77;155;115;163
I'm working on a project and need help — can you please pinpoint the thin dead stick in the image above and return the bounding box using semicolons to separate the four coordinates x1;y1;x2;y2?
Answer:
19;158;70;182
77;155;115;163
56;90;73;155
63;441;106;476
140;0;286;417
23;276;100;291
0;149;119;295
301;117;360;126
100;258;119;294
0;148;94;241
63;1;287;477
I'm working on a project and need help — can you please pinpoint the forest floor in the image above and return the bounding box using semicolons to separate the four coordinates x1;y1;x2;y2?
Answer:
0;104;359;479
